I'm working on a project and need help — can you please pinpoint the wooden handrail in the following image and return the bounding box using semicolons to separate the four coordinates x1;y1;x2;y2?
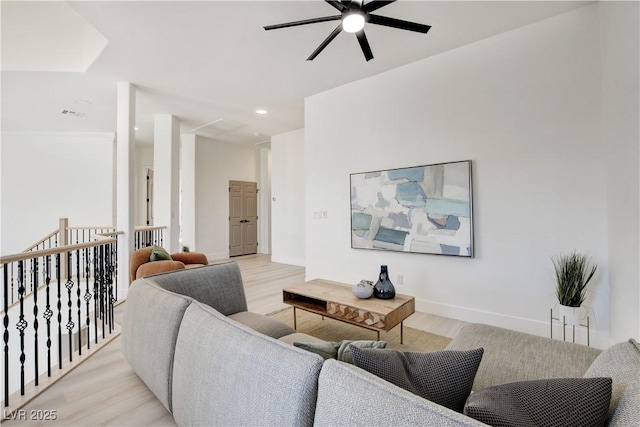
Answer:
22;229;60;252
134;225;167;231
8;219;163;266
67;226;116;230
1;238;117;265
95;231;123;239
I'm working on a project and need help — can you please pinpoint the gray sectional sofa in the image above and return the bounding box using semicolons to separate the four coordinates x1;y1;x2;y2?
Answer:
122;262;639;426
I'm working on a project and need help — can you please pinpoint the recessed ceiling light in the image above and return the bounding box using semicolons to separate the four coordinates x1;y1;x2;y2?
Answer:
255;109;268;115
74;99;92;105
134;127;139;131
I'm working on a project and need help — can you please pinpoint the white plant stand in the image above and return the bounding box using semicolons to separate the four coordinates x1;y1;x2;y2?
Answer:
550;308;590;346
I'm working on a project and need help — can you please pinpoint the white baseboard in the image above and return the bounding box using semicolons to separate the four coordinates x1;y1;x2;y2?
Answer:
206;251;229;262
271;255;305;267
415;298;606;348
416;298;548;336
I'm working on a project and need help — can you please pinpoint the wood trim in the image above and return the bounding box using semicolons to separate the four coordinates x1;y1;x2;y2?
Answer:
134;225;167;232
1;238;117;265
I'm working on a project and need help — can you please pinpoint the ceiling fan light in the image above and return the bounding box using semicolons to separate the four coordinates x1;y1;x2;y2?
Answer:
342;12;365;33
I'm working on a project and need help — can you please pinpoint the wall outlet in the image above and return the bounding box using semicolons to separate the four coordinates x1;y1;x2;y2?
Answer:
396;274;403;285
322;210;327;219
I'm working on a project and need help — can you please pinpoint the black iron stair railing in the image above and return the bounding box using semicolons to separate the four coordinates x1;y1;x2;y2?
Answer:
1;237;117;409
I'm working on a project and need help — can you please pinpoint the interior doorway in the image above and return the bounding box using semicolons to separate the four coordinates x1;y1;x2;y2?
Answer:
229;180;258;257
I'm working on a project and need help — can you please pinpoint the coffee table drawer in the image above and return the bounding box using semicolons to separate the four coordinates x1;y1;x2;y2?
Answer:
327;302;386;329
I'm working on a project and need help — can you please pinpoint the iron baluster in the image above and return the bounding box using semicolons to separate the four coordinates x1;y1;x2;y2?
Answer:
65;252;75;362
43;256;53;377
84;248;91;350
76;250;82;355
81;234;86;280
10;264;14;305
100;245;106;338
93;246;99;344
4;264;10;406
16;261;27;395
113;239;118;300
29;257;34;294
32;258;39;386
106;243;114;332
56;254;62;369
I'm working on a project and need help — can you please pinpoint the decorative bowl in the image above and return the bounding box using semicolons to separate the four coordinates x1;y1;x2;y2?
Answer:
352;280;374;299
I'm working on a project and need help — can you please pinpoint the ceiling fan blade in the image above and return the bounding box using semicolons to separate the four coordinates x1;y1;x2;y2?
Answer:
264;15;341;31
307;24;343;61
363;0;396;13
325;0;347;12
368;14;431;34
356;30;374;61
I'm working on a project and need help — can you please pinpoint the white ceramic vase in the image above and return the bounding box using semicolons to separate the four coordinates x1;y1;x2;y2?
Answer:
558;304;583;326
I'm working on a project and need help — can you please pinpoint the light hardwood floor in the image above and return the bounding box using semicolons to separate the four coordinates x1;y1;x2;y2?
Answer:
3;254;468;426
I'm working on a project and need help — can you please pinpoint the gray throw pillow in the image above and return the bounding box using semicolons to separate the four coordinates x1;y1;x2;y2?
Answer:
464;377;612;427
294;340;387;363
293;341;338;360
350;346;483;412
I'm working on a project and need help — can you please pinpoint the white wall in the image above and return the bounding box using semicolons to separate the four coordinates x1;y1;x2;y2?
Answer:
305;5;621;347
153;115;181;252
194;136;258;260
181;134;197;251
258;146;272;254
271;129;305;266
1;132;114;255
600;1;640;343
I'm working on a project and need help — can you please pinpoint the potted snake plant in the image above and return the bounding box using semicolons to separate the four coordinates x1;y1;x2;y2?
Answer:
553;251;597;325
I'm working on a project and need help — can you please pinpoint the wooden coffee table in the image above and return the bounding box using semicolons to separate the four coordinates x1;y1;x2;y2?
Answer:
283;279;415;344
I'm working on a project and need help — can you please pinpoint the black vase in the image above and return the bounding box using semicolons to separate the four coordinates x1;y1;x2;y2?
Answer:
374;265;395;299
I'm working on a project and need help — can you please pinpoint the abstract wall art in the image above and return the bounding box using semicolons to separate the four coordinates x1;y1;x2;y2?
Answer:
350;160;474;257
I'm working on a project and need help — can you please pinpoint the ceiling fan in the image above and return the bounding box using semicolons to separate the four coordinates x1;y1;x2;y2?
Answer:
263;0;431;62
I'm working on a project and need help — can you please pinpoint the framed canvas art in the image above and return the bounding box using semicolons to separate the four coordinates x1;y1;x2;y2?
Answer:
350;160;474;257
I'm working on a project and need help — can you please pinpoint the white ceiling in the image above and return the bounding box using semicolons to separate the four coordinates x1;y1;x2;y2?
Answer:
1;1;591;146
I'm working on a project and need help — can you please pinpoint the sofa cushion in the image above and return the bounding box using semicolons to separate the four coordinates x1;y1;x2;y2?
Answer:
315;360;487;427
464;377;612;427
584;339;640;427
121;279;192;413
228;311;295;338
446;324;601;391
150;245;172;261
146;262;248;315
172;302;324;427
294;340;387;363
350;346;483;413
